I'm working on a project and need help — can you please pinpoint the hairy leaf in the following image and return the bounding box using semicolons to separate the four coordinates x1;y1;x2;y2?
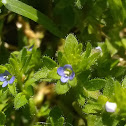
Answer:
14;93;28;109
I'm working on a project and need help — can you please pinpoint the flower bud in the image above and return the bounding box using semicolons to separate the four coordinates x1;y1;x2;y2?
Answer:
105;101;117;112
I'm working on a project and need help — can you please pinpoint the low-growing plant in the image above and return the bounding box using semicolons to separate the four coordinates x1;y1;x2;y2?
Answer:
0;0;126;126
0;34;125;125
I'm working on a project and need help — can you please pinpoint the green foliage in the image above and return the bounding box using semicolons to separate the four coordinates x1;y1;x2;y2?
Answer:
8;82;17;96
55;34;100;94
46;107;65;126
55;80;70;95
1;0;126;125
14;93;28;109
0;32;125;125
42;56;57;70
85;79;106;91
103;78;115;98
0;112;6;125
48;67;60;80
82;103;102;114
37;102;50;117
29;98;37;116
2;0;63;37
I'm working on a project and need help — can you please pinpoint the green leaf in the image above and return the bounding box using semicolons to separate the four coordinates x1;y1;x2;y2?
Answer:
49;117;64;126
9;58;19;74
87;115;103;126
86;52;100;69
8;83;17;96
76;43;83;55
85;79;106;91
20;48;27;64
77;50;100;72
68;77;77;87
62;34;84;68
75;0;82;9
34;67;50;79
24;78;36;89
19;47;29;71
98;95;108;105
57;51;68;66
105;39;117;56
14;93;28;109
25;85;34;96
114;80;122;103
37;102;50;117
108;0;125;22
111;66;125;78
87;90;101;99
102;112;119;126
77;94;85;106
49;106;63;120
0;112;6;125
3;0;63;37
64;34;78;56
47;106;64;126
24;67;49;88
5;64;13;74
55;81;70;94
57;51;63;65
0;90;8;103
59;55;68;66
22;53;32;73
82;103;101;114
29;98;36;116
77;58;88;72
48;67;60;80
84;42;92;58
42;56;57;70
0;65;7;73
122;76;126;88
103;78;115;98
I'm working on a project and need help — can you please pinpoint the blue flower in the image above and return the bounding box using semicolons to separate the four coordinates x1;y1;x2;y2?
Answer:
0;70;15;87
57;64;75;83
28;44;34;51
25;44;34;51
95;46;102;52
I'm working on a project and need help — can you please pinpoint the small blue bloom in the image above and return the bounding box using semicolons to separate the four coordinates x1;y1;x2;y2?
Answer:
57;64;75;83
25;44;34;51
28;44;34;51
95;46;102;52
0;70;15;87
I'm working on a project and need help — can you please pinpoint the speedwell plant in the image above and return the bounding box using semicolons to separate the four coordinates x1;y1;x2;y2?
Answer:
0;34;126;125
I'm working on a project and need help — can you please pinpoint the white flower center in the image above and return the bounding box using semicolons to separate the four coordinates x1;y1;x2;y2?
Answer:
64;71;70;77
3;76;9;80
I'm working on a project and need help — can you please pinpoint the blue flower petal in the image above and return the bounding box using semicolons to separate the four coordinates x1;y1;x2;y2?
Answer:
69;72;75;80
0;76;5;81
64;64;72;70
28;44;34;51
2;81;8;87
9;76;15;84
57;67;64;76
61;76;69;83
0;73;4;76
4;70;10;76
